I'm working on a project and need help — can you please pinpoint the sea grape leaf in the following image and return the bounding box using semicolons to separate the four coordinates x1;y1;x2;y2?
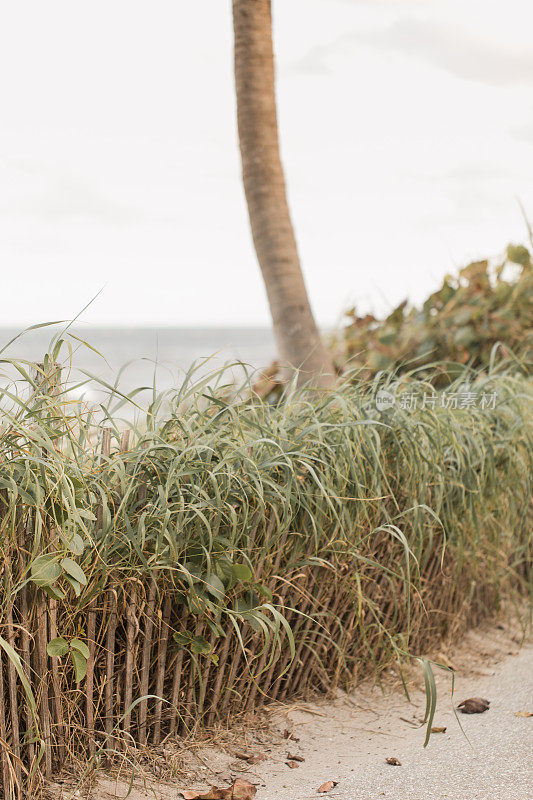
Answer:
191;636;212;655
31;555;62;587
47;637;69;658
71;639;90;660
71;649;87;683
64;575;82;597
60;557;87;586
232;563;253;583
206;574;225;600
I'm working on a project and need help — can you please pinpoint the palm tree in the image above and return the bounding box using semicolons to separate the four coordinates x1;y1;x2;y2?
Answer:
232;0;335;388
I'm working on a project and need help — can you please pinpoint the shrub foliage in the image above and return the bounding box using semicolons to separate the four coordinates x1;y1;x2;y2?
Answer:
342;245;533;382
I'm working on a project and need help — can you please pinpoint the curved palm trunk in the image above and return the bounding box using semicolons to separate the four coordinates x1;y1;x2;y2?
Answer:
233;0;335;388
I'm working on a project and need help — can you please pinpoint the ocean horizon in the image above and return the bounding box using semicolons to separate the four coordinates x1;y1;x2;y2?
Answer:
0;325;278;408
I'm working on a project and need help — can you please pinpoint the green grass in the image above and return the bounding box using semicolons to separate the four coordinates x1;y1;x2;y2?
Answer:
0;333;531;797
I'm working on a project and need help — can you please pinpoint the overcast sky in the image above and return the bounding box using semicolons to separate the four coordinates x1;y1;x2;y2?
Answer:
1;0;533;327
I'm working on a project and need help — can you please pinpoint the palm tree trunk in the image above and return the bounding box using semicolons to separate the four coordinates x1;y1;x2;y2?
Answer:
233;0;335;387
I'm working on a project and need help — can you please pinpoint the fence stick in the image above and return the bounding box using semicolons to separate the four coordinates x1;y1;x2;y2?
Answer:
48;600;65;767
35;595;52;777
138;578;157;744
0;649;11;800
153;595;171;745
104;590;118;748
85;601;97;758
5;602;21;786
123;587;138;737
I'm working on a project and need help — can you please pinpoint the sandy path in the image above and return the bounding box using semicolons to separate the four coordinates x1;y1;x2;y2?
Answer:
53;619;532;800
257;639;533;800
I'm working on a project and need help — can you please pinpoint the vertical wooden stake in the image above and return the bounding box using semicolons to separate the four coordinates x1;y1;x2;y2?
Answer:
36;595;52;777
206;632;233;726
138;578;157;745
19;582;34;768
119;429;130;453
153;595;171;745
0;649;12;800
168;650;185;737
123;587;138;737
48;600;65;766
104;590;118;749
85;601;97;759
6;602;21;787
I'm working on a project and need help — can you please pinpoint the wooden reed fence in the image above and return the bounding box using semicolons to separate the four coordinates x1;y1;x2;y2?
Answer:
0;493;505;799
0;361;531;798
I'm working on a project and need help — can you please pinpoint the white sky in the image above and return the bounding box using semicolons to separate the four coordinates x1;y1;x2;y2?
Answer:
1;0;533;327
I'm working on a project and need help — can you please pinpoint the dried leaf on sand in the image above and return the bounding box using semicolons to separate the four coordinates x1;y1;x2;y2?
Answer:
287;753;305;762
457;697;490;714
178;779;257;800
234;752;266;764
317;780;338;793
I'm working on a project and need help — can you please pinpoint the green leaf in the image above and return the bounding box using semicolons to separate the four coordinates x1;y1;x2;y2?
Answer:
67;533;85;556
0;636;39;735
60;557;87;586
71;649;87;683
232;563;253;583
507;243;530;267
187;590;210;615
419;658;438;747
238;611;262;632
205;618;225;638
42;585;66;601
64;575;82;597
71;639;90;660
255;584;273;601
31;554;62;587
47;638;69;658
206;574;225;600
190;635;212;655
173;632;192;646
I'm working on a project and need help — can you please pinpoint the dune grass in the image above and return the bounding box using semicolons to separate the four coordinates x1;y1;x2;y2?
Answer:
0;335;531;797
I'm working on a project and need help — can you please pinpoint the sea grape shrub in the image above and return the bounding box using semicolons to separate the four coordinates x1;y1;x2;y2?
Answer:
341;245;533;384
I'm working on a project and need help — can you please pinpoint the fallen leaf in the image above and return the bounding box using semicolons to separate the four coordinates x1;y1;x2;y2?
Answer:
317;781;338;794
234;752;265;765
287;753;305;762
178;779;257;800
514;711;533;718
457;697;490;714
231;780;257;800
247;755;266;765
430;726;447;733
286;760;299;769
386;757;402;766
